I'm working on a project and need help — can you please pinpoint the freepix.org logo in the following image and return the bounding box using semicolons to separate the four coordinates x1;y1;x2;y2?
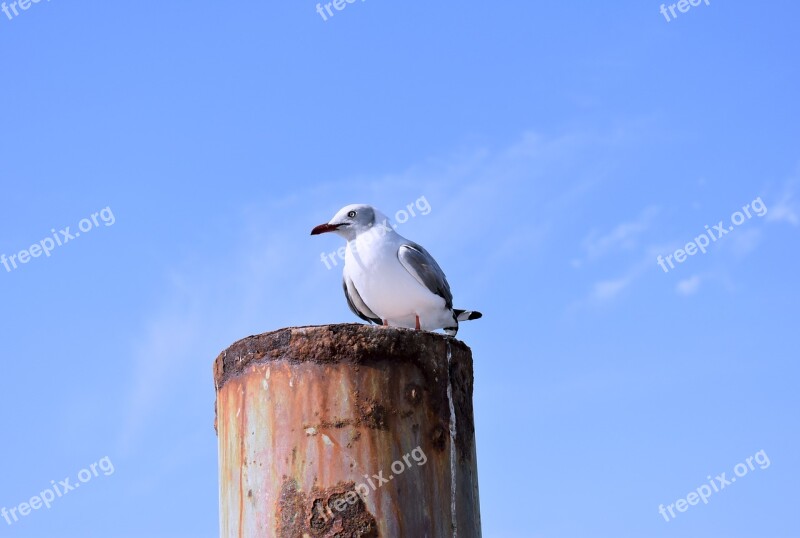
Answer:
314;446;428;523
658;450;770;522
656;197;767;273
315;0;366;22
1;207;116;274
1;0;52;22
659;0;711;23
2;457;115;527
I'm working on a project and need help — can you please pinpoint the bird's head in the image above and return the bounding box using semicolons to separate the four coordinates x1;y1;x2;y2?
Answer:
310;204;379;240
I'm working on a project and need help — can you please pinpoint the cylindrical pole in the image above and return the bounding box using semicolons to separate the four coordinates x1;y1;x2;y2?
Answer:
214;323;481;538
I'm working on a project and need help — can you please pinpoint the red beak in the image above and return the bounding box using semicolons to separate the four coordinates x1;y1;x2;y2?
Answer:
310;223;340;235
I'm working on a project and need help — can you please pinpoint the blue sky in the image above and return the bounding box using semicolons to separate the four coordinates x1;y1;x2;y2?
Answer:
1;1;799;537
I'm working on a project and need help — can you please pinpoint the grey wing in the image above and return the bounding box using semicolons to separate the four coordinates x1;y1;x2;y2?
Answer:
397;242;453;310
343;275;381;324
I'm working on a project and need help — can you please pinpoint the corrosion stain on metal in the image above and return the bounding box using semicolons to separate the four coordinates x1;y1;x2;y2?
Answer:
404;383;423;406
430;423;448;452
302;397;389;434
278;478;378;538
215;323;482;536
213;324;475;458
238;382;248;536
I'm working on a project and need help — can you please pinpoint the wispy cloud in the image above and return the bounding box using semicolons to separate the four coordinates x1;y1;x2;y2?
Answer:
766;175;799;227
725;227;763;258
676;275;702;296
576;168;800;309
574;206;659;267
118;300;203;454
588;248;658;302
592;277;630;301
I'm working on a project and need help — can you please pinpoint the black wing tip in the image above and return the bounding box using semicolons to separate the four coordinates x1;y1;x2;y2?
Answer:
454;309;482;321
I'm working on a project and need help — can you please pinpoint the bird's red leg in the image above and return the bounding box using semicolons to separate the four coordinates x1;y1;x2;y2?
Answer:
383;319;388;326
415;315;420;331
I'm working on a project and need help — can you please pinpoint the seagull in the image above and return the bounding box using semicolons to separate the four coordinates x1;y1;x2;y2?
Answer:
311;204;482;336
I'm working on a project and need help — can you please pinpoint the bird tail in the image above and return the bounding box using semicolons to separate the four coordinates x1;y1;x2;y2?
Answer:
444;310;482;336
454;309;482;321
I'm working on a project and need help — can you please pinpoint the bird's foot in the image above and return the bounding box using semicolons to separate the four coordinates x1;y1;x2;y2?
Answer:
415;315;420;331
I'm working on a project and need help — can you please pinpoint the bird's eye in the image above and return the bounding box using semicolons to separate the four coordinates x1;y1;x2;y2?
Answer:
347;211;357;218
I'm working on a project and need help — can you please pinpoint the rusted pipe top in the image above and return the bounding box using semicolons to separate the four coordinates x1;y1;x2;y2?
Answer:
214;323;478;465
213;323;472;391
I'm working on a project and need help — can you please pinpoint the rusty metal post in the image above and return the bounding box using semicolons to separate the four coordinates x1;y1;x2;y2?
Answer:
213;323;481;538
